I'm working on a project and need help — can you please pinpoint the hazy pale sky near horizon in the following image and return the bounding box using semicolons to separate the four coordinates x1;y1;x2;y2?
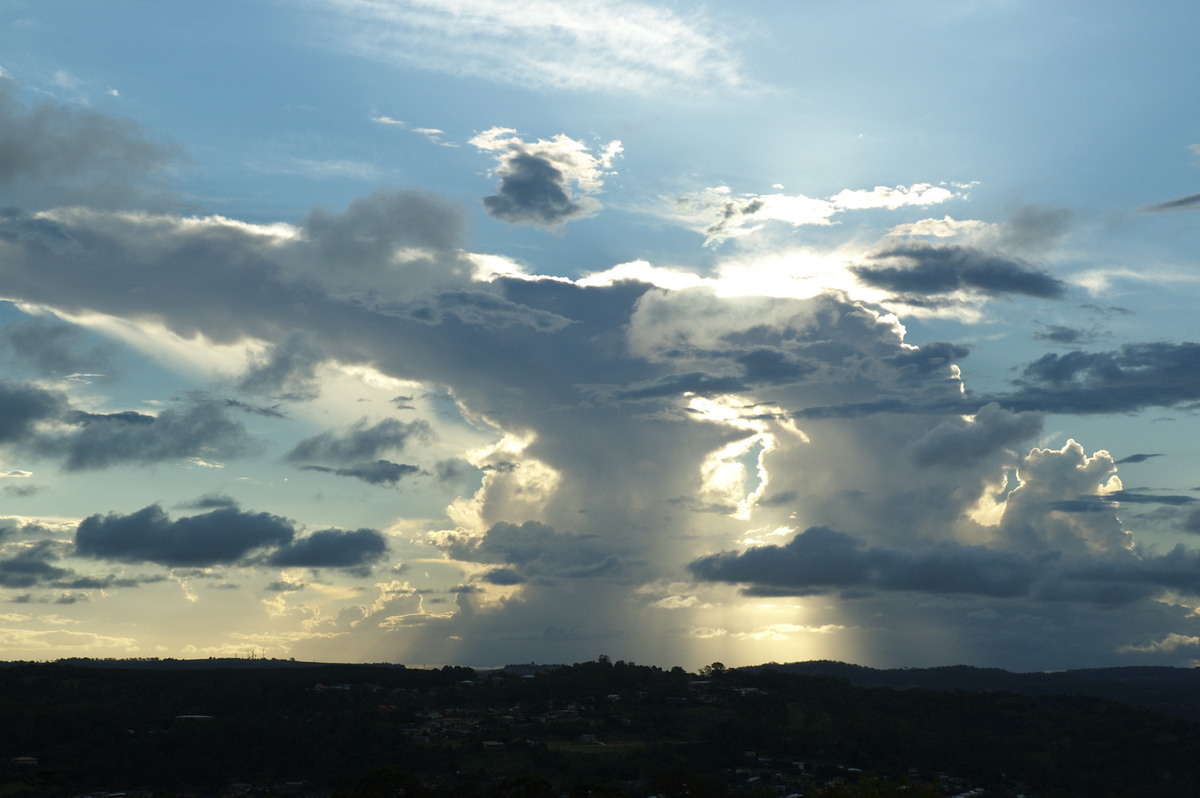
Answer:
1;0;1200;670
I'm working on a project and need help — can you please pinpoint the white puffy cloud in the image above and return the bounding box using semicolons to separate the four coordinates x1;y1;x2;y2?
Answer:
672;182;968;246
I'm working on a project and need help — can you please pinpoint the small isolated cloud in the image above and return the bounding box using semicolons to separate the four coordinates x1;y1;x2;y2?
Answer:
1115;453;1163;465
471;128;621;229
268;527;387;571
177;492;240;511
1140;193;1200;213
75;504;296;567
1034;324;1094;346
852;243;1067;299
675;183;965;246
285;418;433;464
300;460;422;486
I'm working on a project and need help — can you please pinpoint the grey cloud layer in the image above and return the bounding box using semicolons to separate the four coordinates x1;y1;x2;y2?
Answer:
74;504;387;570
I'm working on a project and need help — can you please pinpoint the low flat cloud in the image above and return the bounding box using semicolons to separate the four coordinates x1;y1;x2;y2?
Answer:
74;504;295;567
690;526;1042;598
1140;193;1200;213
285;418;432;464
299;460;423;486
852;242;1067;299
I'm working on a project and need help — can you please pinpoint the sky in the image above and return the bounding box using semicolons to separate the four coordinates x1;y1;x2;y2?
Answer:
0;0;1199;672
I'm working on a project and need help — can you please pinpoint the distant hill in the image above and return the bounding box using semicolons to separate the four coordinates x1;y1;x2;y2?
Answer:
747;660;1200;722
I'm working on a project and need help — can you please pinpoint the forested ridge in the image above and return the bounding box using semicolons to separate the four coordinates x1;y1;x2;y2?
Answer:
2;658;1199;797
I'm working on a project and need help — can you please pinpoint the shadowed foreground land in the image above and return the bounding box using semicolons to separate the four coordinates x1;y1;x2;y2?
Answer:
2;658;1200;797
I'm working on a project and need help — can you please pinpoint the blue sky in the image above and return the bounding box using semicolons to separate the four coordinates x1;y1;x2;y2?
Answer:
1;0;1199;670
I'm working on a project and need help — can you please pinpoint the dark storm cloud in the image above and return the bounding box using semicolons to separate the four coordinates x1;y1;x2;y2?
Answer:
235;331;325;401
0;315;117;377
689;526;1042;598
0;544;72;588
299;460;423;486
0;79;178;210
614;372;748;400
0;380;67;442
74;504;295;567
908;403;1042;467
39;398;257;470
482;567;526;585
441;521;622;580
882;341;970;378
482;152;591;228
285;418;433;464
734;348;818;385
1140;193;1200;213
268;528;388;570
1006;342;1200;413
852;243;1067;298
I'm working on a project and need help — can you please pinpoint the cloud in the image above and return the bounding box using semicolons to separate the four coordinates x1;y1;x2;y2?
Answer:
0;315;117;378
0;78;178;210
268;527;388;570
37;397;258;471
235;331;325;401
852;242;1067;299
908;402;1043;468
0;380;68;443
1140;193;1200;213
1114;453;1163;465
0;543;72;588
299;460;423;486
285;418;432;464
307;0;748;95
1008;342;1200;413
438;520;623;581
74;504;296;567
1033;324;1094;345
690;525;1042;598
676;183;965;246
471;128;621;228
